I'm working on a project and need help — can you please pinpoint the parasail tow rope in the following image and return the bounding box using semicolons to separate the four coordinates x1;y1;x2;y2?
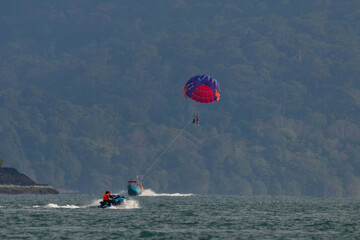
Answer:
140;118;193;181
140;103;211;181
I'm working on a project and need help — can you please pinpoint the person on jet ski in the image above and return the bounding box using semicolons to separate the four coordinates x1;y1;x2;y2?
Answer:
103;190;116;204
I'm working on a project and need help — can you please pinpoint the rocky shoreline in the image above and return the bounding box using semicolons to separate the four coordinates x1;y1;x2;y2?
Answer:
0;167;59;194
0;184;59;194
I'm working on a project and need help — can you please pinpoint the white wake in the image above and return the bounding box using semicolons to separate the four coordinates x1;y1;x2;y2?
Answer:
44;203;81;209
107;199;140;209
141;189;194;197
34;198;140;209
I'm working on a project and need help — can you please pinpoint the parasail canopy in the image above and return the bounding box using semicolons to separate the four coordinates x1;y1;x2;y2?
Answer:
184;74;221;103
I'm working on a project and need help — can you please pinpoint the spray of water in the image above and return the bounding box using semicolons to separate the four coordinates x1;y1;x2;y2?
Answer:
141;189;193;197
34;197;141;210
44;203;81;209
86;199;103;207
106;199;140;210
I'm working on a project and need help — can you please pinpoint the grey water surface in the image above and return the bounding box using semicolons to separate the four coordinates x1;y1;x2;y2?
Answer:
1;193;360;239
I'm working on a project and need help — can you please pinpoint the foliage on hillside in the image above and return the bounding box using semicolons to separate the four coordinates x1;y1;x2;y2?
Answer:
1;0;360;195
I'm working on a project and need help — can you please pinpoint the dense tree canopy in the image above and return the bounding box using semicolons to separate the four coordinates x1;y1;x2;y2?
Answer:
0;0;360;196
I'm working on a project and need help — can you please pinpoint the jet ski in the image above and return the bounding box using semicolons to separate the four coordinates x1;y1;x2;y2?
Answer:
99;195;126;208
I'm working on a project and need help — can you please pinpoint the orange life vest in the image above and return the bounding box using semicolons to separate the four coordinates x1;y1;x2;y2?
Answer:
103;193;110;201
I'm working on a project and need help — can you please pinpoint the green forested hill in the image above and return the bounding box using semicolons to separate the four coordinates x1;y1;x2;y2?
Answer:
1;0;360;195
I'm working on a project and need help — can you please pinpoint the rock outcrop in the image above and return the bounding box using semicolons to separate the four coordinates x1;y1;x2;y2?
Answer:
0;167;59;194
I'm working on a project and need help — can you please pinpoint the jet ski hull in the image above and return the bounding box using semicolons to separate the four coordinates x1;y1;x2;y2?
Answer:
99;195;126;208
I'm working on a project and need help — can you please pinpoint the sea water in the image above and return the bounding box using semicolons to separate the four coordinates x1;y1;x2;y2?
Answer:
1;190;360;239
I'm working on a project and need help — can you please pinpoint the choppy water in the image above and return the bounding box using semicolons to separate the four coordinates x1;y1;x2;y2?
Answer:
1;190;360;239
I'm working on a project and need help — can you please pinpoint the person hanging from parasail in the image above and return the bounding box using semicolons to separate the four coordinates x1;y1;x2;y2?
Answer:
184;74;221;123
